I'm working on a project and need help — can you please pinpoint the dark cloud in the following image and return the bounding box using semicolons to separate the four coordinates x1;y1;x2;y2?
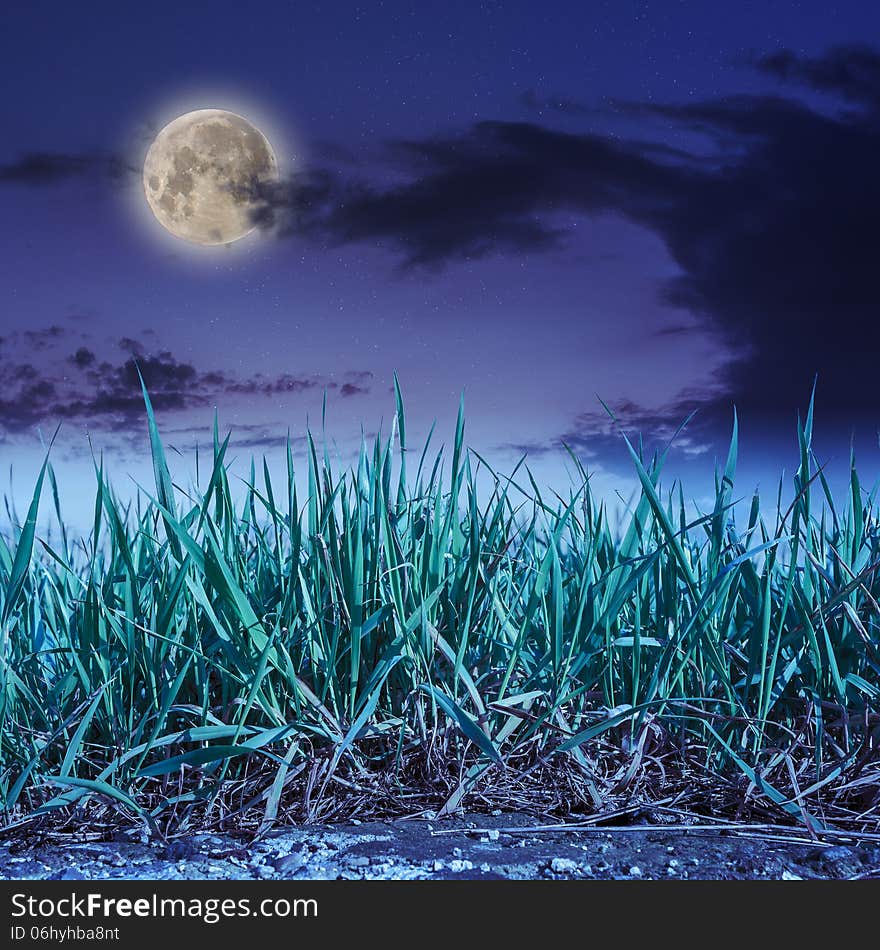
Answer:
0;326;70;354
756;44;880;109
631;92;879;433
652;323;702;338
121;352;197;392
254;45;880;448
0;153;92;185
247;169;337;236
118;337;145;356
22;325;66;349
340;382;369;398
69;347;96;369
0;334;372;435
0;152;130;186
564;392;726;461
256;119;684;266
209;372;319;397
502;387;725;466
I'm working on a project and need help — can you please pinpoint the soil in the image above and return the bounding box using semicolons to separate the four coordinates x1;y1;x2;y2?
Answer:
2;814;878;881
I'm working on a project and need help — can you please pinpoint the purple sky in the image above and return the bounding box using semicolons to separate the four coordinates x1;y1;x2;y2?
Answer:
2;2;880;524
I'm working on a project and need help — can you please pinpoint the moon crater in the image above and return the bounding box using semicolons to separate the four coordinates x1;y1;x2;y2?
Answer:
143;109;278;246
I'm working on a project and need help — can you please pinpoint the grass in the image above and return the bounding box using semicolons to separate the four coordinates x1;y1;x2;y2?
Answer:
0;378;878;840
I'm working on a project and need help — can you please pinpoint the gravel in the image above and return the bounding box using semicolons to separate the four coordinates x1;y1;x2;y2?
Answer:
2;814;879;881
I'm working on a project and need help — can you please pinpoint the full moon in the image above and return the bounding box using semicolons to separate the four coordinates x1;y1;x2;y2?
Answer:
143;109;278;246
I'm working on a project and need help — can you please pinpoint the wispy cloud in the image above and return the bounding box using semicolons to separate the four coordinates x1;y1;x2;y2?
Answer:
501;387;727;465
0;152;132;186
755;44;880;108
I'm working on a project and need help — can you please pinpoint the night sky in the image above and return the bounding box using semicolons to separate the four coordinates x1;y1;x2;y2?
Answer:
2;1;880;523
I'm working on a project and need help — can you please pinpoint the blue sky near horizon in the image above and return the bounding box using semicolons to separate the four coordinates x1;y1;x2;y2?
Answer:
2;1;880;527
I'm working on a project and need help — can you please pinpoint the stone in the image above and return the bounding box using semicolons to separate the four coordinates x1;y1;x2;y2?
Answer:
818;846;856;864
343;855;371;868
163;840;197;861
274;851;307;874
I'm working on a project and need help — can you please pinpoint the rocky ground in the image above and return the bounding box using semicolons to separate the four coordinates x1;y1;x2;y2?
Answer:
2;814;879;881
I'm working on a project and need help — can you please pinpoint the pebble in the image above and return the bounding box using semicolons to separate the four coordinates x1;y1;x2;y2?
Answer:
343;855;371;868
818;846;855;864
164;840;196;861
274;851;307;874
550;858;578;874
629;866;643;877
